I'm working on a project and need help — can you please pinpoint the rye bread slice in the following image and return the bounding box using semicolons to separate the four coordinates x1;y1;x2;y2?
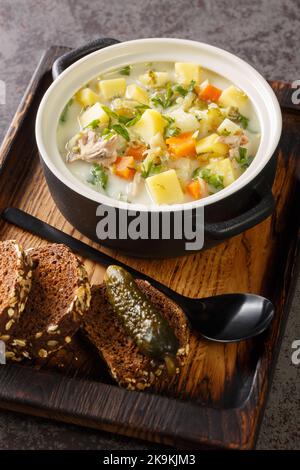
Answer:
7;244;91;361
0;240;33;340
83;281;190;391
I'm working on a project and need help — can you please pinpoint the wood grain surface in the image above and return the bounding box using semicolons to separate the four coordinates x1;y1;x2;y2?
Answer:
0;47;299;449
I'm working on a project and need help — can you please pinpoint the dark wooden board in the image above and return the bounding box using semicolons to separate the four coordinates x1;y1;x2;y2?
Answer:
0;47;299;449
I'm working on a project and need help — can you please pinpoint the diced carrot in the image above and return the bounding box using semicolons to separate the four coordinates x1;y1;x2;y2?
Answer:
114;156;136;180
125;144;147;161
195;83;222;102
186;180;201;199
166;132;196;158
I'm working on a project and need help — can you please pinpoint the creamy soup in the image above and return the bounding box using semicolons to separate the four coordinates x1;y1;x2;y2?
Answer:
57;61;260;205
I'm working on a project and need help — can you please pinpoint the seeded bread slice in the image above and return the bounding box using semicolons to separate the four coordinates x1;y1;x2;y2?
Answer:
83;281;190;391
0;240;33;341
7;244;91;361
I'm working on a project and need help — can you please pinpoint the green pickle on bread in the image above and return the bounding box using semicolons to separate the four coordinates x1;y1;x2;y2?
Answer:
104;265;179;376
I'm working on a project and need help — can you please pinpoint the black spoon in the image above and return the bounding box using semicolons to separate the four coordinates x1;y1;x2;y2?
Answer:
2;207;275;342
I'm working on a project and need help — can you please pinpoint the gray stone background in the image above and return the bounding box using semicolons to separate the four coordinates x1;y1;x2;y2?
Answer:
0;0;299;450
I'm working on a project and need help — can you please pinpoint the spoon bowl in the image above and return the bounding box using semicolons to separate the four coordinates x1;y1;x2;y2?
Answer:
177;292;274;342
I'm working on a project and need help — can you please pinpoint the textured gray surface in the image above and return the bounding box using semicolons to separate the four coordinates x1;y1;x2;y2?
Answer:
0;0;299;450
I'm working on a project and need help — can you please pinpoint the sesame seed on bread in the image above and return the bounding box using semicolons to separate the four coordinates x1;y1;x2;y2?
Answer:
0;240;33;341
6;244;91;361
83;280;190;391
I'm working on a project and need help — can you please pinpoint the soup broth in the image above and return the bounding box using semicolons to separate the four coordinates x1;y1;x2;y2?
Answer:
57;61;260;206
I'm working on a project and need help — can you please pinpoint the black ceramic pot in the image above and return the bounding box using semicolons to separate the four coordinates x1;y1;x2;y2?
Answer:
36;38;282;258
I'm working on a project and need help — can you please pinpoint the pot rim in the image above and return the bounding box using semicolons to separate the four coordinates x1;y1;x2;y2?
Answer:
36;38;282;213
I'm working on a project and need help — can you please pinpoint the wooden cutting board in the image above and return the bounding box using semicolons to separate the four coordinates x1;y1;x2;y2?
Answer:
0;47;299;449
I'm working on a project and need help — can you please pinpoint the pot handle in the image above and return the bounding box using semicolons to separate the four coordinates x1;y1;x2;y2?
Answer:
52;38;121;80
204;191;275;240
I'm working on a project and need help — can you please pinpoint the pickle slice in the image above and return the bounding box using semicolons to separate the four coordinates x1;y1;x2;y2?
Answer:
104;265;179;375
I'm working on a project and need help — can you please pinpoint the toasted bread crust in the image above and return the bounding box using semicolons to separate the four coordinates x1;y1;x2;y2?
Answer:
0;240;33;339
83;281;190;391
6;244;91;361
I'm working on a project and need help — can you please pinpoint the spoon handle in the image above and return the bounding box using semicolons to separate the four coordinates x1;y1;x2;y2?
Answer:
2;207;185;303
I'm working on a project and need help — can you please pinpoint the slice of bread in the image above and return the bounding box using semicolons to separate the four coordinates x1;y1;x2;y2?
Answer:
6;244;91;361
0;240;33;341
83;280;190;391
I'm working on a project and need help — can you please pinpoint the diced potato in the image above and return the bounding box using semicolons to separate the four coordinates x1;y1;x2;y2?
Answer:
75;88;101;107
217;118;241;135
139;71;170;88
193;111;210;138
208;158;239;187
196;133;229;156
79;102;109;128
98;78;126;100
125;84;149;105
205;108;225;130
132;109;167;145
169;109;200;133
195;108;226;137
146;169;184;204
219;85;248;110
175;62;202;85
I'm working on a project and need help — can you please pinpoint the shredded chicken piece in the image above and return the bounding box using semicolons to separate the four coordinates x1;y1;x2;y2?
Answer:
229;147;239;159
240;134;249;145
67;131;119;166
217;132;249;148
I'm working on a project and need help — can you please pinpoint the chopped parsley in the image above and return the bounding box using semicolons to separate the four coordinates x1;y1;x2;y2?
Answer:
141;162;164;178
101;127;115;140
135;104;150;113
173;84;188;97
150;95;164;108
119;65;131;76
59;98;73;123
163;116;180;138
141;152;165;178
219;128;231;136
165;126;180;138
117;115;132;125
125;113;143;127
235;147;251;169
101;104;146;129
228;106;249;129
101;105;119;120
193;167;224;190
164;115;175;124
174;80;196;97
111;123;130;141
151;83;174;109
84;119;100;130
235;113;249;129
87;163;108;190
187;80;196;93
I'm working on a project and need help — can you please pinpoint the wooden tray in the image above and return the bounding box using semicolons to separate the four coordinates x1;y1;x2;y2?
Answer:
0;47;299;450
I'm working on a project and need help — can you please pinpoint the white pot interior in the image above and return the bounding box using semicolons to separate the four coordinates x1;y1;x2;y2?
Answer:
36;38;282;213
